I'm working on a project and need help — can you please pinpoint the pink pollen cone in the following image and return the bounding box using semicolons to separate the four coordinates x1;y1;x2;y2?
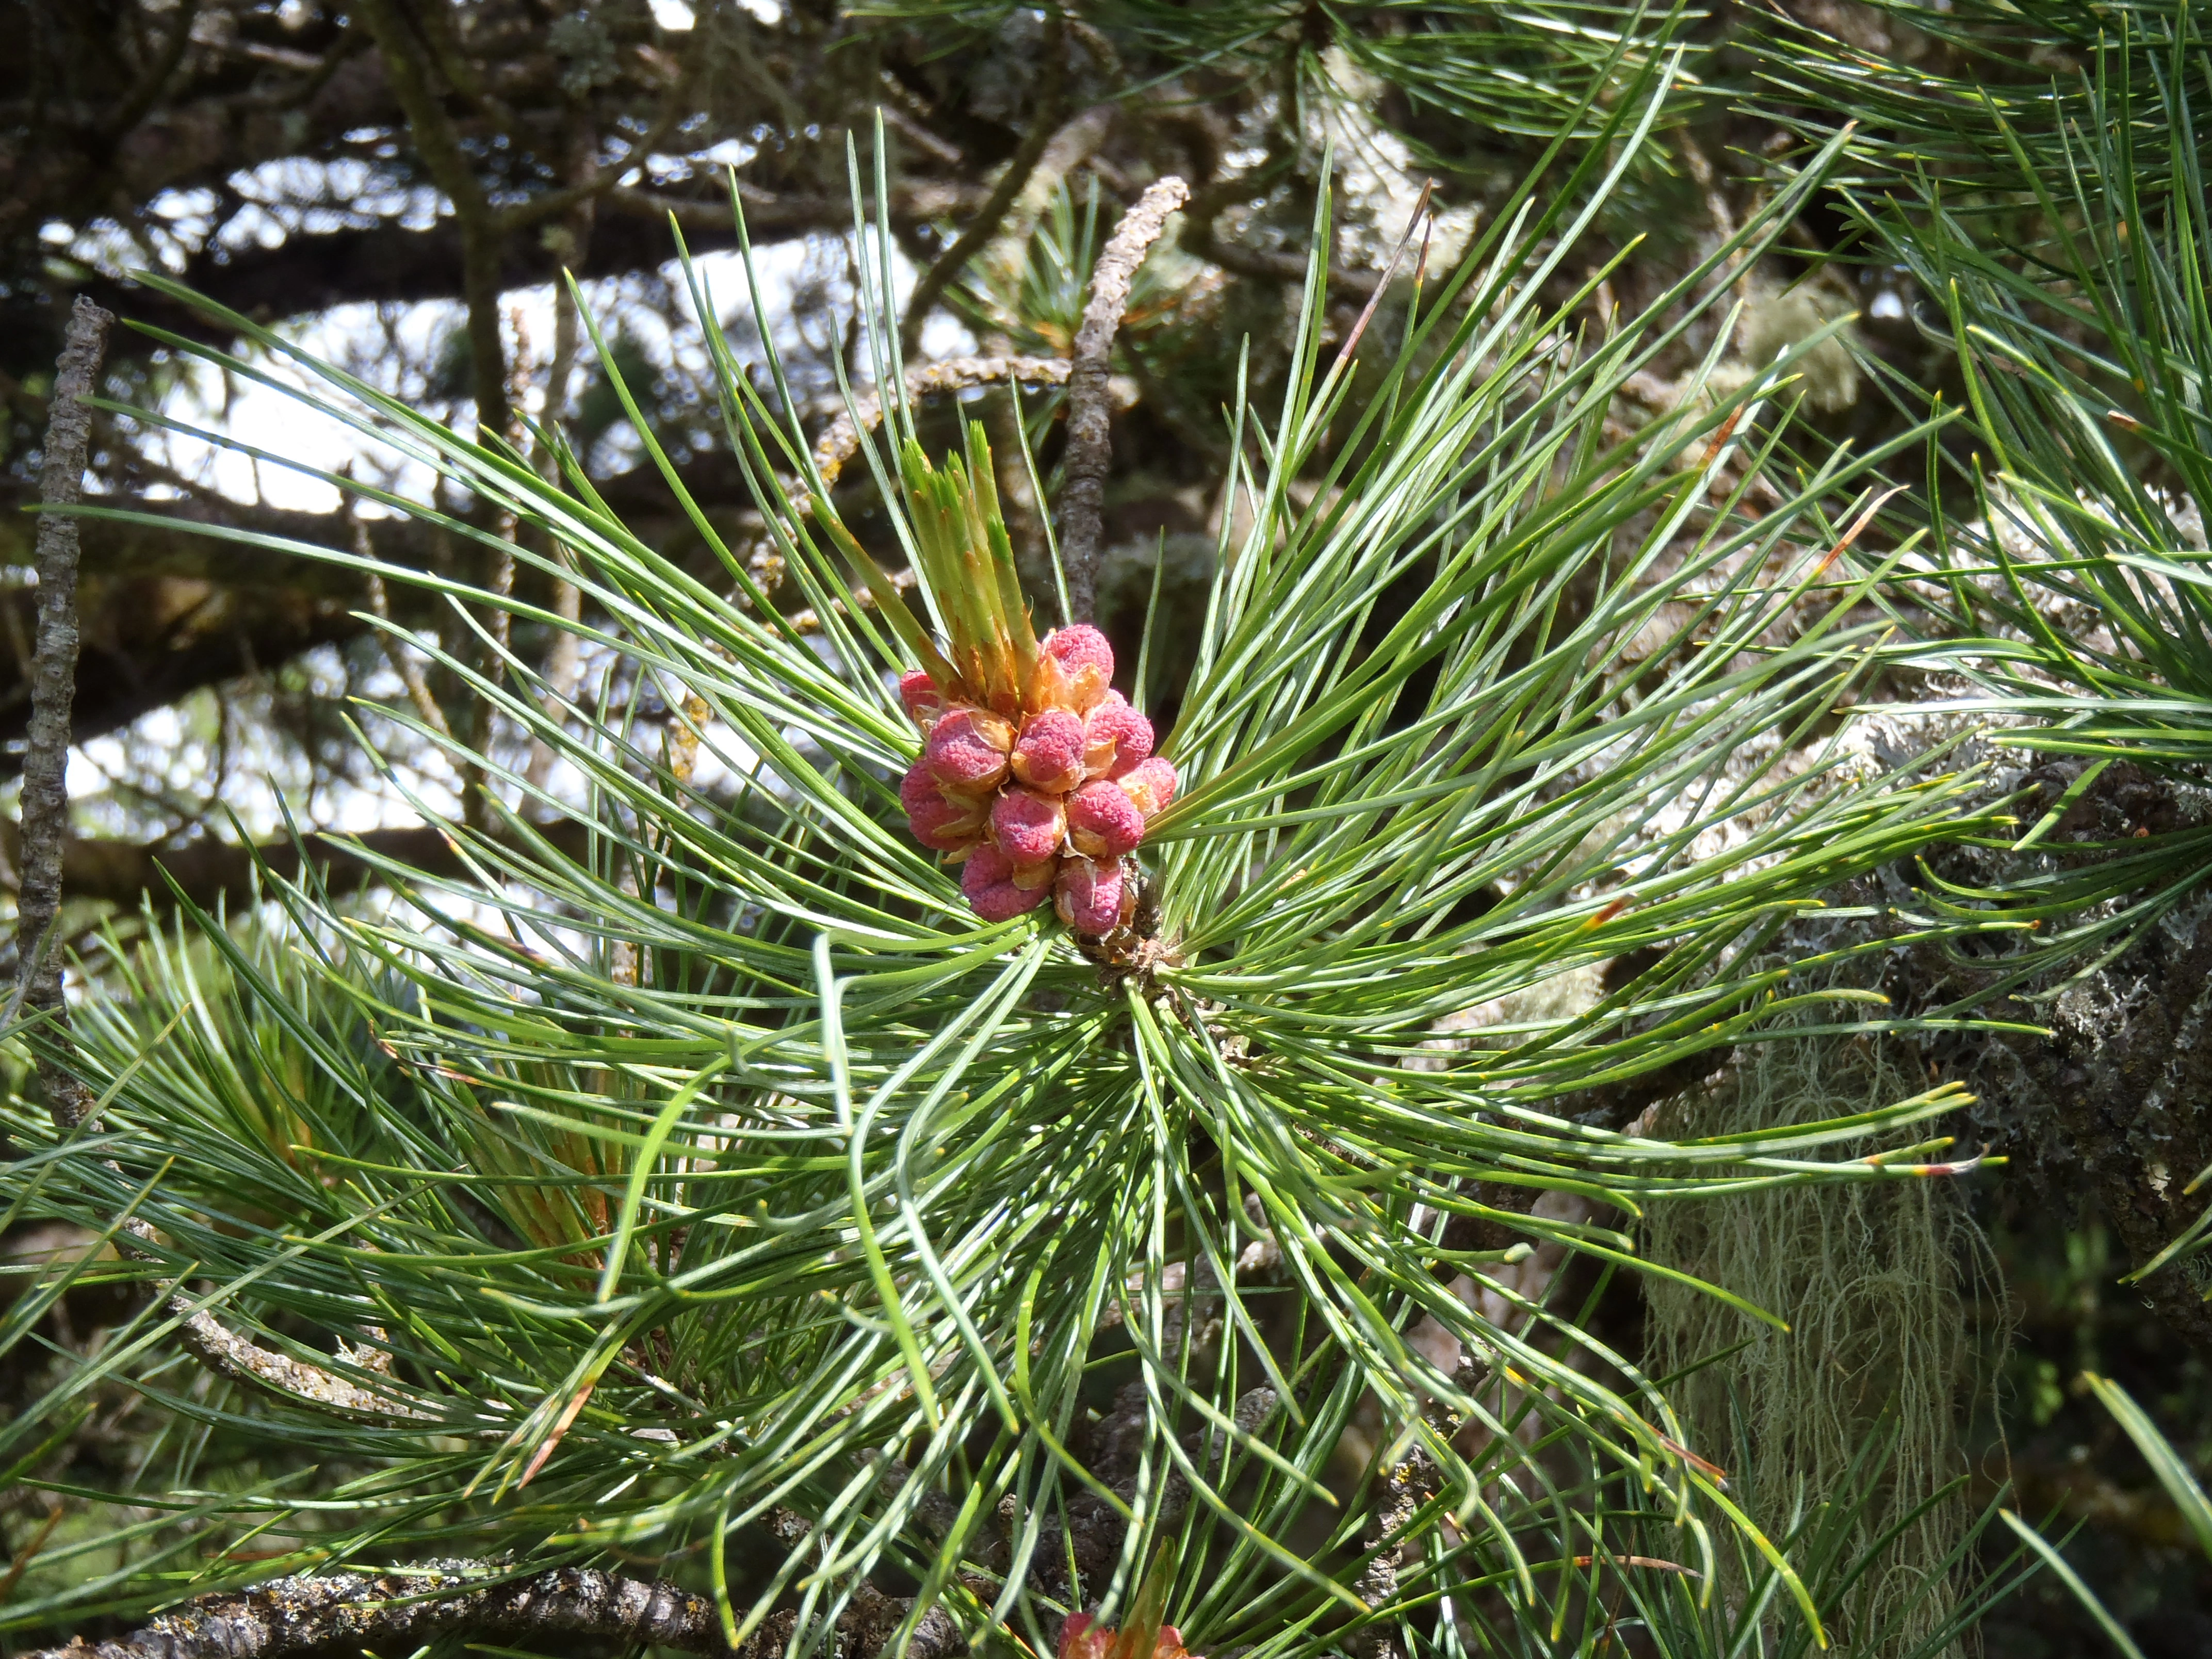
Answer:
1066;778;1145;859
1058;1616;1111;1659
991;787;1066;865
1118;756;1179;819
926;707;1014;794
1058;1614;1182;1659
902;761;982;853
898;670;947;730
1058;1616;1110;1659
898;760;941;818
1037;624;1114;712
1054;857;1126;936
1011;707;1086;793
1082;693;1154;779
1011;855;1060;891
963;843;1051;922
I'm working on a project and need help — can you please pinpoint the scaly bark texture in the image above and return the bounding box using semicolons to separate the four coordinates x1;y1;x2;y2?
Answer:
1881;760;2212;1353
25;1567;722;1659
21;293;112;1126
25;1567;961;1659
1059;176;1188;623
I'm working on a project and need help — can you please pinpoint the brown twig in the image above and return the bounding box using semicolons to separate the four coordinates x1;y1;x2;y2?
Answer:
899;13;1069;355
806;354;1075;500
359;518;453;741
18;295;112;1122
1059;176;1188;622
23;1566;726;1659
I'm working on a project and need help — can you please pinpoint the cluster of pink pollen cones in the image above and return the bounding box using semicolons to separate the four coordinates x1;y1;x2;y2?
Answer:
897;624;1178;935
1058;1612;1192;1659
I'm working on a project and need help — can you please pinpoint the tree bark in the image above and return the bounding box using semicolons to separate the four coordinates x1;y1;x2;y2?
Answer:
18;295;112;1121
1871;760;2212;1353
1059;177;1186;623
12;295;432;1418
23;1567;724;1659
23;1567;963;1659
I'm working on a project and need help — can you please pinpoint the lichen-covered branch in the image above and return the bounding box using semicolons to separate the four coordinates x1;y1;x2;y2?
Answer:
1059;176;1187;622
1347;1452;1433;1659
24;1566;960;1659
159;1306;428;1419
25;1567;721;1659
1835;759;2212;1354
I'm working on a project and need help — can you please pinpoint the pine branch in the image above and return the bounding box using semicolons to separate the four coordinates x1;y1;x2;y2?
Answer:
26;1567;726;1659
24;1569;962;1659
1059;176;1186;622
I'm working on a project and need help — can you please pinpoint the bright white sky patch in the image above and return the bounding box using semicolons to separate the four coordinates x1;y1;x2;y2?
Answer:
180;236;970;514
65;224;971;852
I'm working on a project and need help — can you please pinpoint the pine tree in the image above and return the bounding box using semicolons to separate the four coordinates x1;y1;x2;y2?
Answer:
11;6;2212;1658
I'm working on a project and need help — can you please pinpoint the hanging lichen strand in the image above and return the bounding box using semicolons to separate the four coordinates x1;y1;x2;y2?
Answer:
832;421;1176;934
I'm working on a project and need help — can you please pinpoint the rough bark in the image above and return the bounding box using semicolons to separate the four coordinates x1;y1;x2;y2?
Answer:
1346;1454;1428;1659
1867;760;2212;1353
1058;176;1187;623
19;295;111;1063
23;1566;961;1659
23;1567;725;1659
